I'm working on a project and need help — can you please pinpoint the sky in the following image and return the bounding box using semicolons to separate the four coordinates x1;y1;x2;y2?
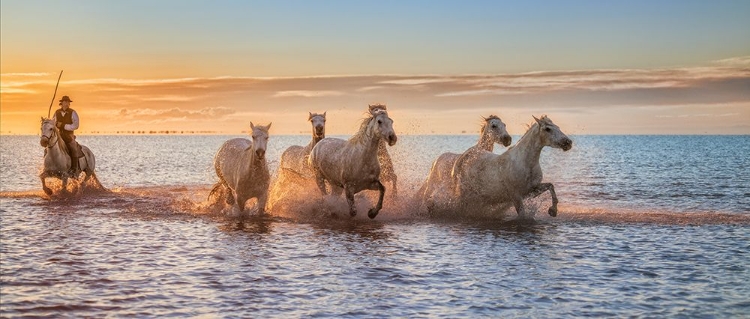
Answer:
1;0;749;135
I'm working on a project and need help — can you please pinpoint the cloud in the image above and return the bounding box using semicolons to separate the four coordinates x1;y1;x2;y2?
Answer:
712;55;750;66
139;95;201;102
272;90;345;98
117;106;236;122
0;72;53;77
3;56;749;134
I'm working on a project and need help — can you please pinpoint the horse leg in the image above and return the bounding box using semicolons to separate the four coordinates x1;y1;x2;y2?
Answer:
512;196;530;220
389;175;398;199
40;172;52;195
330;184;344;197
257;193;268;216
527;183;558;217
314;172;328;196
344;187;357;217
368;181;385;219
224;184;235;206
232;194;247;219
61;176;69;194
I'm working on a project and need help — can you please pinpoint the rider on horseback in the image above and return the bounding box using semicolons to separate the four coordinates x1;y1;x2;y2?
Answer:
52;95;83;173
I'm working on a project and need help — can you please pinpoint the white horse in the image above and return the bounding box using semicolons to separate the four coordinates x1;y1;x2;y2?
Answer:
416;115;512;211
453;115;572;220
367;104;398;197
279;112;326;178
211;122;272;218
309;111;397;219
39;118;101;195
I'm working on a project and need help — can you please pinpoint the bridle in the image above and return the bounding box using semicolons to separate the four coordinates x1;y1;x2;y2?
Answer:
41;125;59;149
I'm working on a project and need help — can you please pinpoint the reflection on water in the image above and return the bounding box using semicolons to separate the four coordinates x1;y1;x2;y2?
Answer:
2;135;749;317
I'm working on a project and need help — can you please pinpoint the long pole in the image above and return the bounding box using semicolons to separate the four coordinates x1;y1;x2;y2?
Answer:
47;70;64;118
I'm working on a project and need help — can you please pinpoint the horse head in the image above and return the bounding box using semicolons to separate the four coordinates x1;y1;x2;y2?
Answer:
249;122;272;159
482;115;512;147
533;115;572;151
40;117;56;148
309;112;326;139
371;112;397;146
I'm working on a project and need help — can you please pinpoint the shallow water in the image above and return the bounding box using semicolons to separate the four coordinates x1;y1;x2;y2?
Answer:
1;135;749;317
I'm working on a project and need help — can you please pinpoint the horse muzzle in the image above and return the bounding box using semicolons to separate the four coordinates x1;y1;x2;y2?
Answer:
40;137;49;147
256;149;266;159
560;138;573;151
387;134;397;146
501;135;512;147
314;127;325;138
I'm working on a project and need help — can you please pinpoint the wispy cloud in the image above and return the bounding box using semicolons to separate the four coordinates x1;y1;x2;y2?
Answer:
2;56;749;134
0;72;53;77
273;90;345;98
117;106;236;121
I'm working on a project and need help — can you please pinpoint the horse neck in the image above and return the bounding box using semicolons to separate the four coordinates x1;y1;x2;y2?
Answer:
51;128;68;154
304;131;324;153
349;120;381;157
503;125;543;167
311;127;324;146
477;127;494;152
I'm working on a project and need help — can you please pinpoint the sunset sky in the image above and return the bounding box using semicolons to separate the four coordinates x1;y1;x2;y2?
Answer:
2;0;749;135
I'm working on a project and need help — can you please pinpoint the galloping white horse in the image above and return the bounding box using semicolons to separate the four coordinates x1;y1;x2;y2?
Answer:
417;115;512;211
39;118;101;195
309;111;397;219
368;104;398;197
211;122;272;217
453;115;572;220
279;112;326;178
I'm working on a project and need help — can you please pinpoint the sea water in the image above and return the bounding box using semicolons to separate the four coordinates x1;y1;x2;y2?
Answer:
1;135;748;317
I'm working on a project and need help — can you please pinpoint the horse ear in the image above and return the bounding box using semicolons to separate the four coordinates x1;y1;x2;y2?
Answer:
41;117;45;122
308;112;313;121
323;111;326;118
266;122;272;130
533;115;541;124
249;122;255;130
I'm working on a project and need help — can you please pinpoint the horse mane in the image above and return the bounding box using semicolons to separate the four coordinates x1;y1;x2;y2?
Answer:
484;114;500;122
368;103;387;111
509;115;553;150
349;114;378;145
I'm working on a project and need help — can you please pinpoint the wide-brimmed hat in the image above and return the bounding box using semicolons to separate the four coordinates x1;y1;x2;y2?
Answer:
59;96;73;102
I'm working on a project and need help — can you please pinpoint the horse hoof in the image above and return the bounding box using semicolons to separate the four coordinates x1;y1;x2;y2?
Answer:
548;206;558;217
368;208;379;219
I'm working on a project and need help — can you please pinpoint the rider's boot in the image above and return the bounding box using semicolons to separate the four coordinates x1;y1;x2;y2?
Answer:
67;141;81;174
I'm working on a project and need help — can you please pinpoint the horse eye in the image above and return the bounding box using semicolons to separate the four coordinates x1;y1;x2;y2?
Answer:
544;127;551;132
491;125;497;129
377;120;382;124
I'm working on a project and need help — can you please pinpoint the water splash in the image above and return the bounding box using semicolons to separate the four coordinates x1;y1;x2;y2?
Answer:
2;180;748;226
